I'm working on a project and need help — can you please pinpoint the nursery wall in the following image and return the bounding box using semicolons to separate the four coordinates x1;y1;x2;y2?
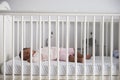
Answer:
0;0;120;13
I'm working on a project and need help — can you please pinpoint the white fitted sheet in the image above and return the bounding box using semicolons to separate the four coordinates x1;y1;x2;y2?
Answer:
1;56;119;75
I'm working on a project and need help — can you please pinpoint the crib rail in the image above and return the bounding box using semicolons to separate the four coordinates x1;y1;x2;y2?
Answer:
0;75;119;80
0;11;120;15
0;11;120;22
0;12;120;80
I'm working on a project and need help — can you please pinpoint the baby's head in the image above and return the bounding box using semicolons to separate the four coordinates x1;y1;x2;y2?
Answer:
19;48;36;61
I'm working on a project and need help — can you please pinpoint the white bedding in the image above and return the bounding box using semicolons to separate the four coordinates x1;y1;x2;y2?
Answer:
1;56;119;76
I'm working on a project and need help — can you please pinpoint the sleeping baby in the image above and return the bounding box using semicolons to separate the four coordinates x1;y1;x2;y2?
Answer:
19;47;91;63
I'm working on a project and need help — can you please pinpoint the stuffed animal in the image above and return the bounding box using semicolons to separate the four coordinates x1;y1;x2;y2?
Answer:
0;1;11;10
113;50;119;58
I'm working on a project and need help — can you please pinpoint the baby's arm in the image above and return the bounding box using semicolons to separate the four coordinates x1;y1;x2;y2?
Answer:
73;52;83;58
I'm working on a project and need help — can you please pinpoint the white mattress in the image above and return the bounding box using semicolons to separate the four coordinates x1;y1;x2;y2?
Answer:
1;56;119;76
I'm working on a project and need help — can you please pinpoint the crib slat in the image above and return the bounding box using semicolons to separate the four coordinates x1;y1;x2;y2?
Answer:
48;16;51;80
84;16;87;80
75;16;78;80
55;19;57;47
36;21;39;49
87;22;89;56
105;22;108;56
101;16;105;80
93;16;96;80
57;16;60;80
12;16;15;80
119;17;120;80
21;16;24;80
3;15;6;80
24;21;26;47
42;20;45;47
110;16;114;80
39;16;42;80
80;22;83;55
66;16;69;80
17;21;19;60
30;16;33;80
62;21;64;48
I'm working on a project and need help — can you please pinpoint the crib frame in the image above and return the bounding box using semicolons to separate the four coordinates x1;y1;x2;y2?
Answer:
0;11;120;80
0;75;119;80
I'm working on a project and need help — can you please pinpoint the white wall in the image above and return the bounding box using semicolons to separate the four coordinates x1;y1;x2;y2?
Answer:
0;0;120;13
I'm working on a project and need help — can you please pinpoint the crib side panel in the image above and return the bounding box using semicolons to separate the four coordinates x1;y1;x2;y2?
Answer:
0;15;13;73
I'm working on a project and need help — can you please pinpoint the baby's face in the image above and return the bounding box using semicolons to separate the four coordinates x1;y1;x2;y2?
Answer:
23;48;36;60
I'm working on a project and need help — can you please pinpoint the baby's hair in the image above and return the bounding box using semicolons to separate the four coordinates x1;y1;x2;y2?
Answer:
19;48;30;59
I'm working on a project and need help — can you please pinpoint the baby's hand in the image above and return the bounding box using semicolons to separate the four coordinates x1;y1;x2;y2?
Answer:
27;58;30;63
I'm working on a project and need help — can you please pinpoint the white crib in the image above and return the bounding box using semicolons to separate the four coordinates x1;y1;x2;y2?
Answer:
0;11;120;80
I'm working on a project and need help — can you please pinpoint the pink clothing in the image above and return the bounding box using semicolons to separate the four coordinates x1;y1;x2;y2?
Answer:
32;47;74;62
41;47;58;61
33;47;58;62
59;48;74;61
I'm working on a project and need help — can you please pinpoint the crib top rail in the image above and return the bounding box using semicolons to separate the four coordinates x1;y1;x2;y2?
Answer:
0;11;120;16
0;11;120;22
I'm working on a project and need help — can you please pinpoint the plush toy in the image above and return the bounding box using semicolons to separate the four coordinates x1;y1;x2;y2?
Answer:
0;1;11;10
113;50;119;58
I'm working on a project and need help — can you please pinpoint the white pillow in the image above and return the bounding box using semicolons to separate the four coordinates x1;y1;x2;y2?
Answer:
0;1;11;10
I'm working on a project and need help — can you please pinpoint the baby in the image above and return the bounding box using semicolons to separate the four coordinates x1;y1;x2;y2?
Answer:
19;47;91;63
